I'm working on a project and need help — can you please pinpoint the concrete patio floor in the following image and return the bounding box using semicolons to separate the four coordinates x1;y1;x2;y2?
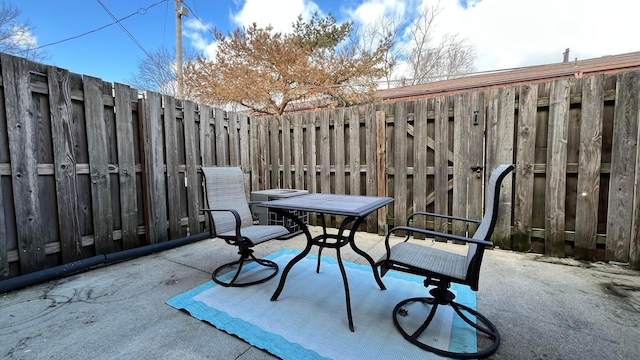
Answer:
2;226;640;360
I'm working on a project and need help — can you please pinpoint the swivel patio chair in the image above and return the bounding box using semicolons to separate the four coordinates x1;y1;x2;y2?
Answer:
376;164;513;359
201;167;290;287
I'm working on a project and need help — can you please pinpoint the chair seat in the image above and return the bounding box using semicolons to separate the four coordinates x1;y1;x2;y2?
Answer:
386;242;467;280
218;225;290;245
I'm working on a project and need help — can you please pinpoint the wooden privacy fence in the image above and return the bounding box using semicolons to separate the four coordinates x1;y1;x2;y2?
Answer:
1;53;639;279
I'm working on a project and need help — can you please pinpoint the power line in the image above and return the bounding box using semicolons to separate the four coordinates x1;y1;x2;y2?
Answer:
22;0;168;53
97;0;153;58
181;2;215;39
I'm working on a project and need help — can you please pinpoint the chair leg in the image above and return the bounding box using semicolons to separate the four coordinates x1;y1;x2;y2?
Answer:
212;249;279;287
392;292;500;359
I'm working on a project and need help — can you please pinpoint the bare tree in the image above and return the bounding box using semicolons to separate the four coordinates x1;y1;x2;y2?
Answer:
350;14;406;89
405;1;475;85
127;46;198;97
0;0;47;61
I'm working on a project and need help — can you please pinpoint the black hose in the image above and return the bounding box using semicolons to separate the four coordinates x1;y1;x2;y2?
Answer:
0;232;210;294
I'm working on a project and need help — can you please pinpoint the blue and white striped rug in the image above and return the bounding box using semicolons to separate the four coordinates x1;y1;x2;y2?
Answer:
167;248;476;360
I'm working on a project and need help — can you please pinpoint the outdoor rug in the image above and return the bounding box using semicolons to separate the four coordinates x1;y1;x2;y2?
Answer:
167;248;476;360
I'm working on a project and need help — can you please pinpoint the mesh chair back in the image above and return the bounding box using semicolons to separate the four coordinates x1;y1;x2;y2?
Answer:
202;167;253;234
464;164;514;288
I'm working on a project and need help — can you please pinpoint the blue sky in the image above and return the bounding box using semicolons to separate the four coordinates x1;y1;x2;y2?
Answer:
12;0;640;86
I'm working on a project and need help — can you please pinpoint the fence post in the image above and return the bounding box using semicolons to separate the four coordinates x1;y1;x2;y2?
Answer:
376;110;387;235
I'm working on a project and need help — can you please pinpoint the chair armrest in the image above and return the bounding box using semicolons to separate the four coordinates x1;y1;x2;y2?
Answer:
407;211;482;226
389;225;493;247
200;208;243;240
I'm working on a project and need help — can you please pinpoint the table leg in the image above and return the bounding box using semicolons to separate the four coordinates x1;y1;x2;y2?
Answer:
335;247;354;332
269;209;314;301
349;216;387;291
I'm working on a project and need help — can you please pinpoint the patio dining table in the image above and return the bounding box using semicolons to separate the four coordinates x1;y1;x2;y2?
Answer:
256;193;394;332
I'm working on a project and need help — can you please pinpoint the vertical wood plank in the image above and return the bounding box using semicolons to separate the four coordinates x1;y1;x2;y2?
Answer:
365;105;378;232
304;113;317;225
199;105;213;166
269;117;281;188
574;75;604;260
141;91;167;244
114;83;139;249
334;108;346;225
1;54;45;273
214;108;227;166
334;108;346;195
349;107;361;196
257;117;269;190
239;114;251;195
493;87;515;248
606;71;639;262
282;114;292;188
413;99;428;232
163;95;183;239
376;110;387;234
48;67;82;261
545;80;570;257
292;114;304;189
249;116;260;192
83;76;114;252
183;100;201;234
320;110;331;224
513;83;538;251
306;112;318;224
0;172;6;278
467;91;485;230
452;93;470;237
434;96;449;236
393;102;407;230
632;109;640;269
228;111;240;167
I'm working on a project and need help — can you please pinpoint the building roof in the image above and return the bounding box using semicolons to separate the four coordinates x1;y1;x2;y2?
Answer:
377;51;640;102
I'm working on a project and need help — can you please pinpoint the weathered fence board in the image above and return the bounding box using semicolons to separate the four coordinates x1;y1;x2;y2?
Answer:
114;83;139;249
545;80;570;257
214;108;227;166
393;101;408;229
269;117;280;188
364;105;377;233
49;67;83;261
434;97;448;236
282;115;292;188
453;93;470;237
376;109;387;234
349;107;360;196
413;99;428;233
163;95;183;239
182;100;201;235
292;114;304;189
2;54;45;273
606;71;639;262
574;75;604;260
513;83;538;251
305;112;317;224
319;110;331;225
84;76;114;253
140;92;168;244
467;91;485;232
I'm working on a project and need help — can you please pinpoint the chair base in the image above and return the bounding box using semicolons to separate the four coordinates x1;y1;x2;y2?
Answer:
212;249;279;287
393;288;500;359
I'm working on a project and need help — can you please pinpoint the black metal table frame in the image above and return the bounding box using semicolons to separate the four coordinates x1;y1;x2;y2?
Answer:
267;203;389;332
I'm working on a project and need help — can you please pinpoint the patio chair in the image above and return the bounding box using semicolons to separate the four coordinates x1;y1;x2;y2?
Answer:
201;167;290;287
376;164;514;359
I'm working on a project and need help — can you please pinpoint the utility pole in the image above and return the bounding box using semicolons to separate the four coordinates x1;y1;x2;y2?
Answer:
175;0;188;99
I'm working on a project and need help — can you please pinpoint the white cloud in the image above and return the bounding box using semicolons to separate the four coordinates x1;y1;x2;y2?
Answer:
230;0;321;33
348;0;407;26
183;18;217;59
423;0;640;71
